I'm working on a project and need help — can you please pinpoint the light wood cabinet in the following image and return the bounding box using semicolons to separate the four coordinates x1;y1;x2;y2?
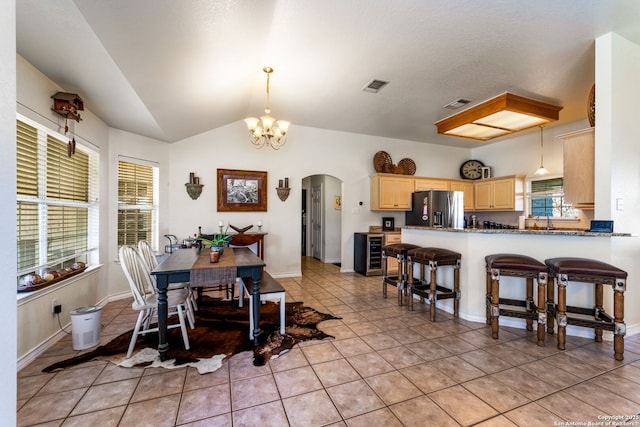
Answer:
559;128;594;209
370;174;413;210
473;175;525;211
449;180;475;211
414;178;450;191
384;232;402;275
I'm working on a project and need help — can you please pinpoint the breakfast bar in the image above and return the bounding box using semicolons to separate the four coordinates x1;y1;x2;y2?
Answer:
400;226;635;339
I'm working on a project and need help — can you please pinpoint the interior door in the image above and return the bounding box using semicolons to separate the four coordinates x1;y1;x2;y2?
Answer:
310;185;322;260
301;189;307;256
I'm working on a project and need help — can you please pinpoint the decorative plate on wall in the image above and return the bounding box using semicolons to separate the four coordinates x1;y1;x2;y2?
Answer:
587;84;595;127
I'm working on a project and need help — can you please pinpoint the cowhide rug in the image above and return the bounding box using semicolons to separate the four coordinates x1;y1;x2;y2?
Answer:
43;296;339;374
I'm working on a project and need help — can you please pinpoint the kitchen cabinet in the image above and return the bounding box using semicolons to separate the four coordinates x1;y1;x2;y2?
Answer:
449;180;475;211
473;175;525;211
384;232;401;275
370;174;413;210
414;178;450;191
559;128;594;209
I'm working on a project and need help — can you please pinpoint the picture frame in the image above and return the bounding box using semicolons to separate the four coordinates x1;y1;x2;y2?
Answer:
217;168;267;212
382;217;395;231
333;195;342;210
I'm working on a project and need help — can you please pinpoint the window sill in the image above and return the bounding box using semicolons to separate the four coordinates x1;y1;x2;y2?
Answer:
17;264;102;305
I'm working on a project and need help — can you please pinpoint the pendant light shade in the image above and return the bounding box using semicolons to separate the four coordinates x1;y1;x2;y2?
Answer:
534;126;549;175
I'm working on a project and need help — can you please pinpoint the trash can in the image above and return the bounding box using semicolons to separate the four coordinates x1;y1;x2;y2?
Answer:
70;306;102;350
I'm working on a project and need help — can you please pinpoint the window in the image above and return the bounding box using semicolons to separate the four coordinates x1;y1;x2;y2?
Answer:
527;176;577;218
117;158;158;248
16;115;99;287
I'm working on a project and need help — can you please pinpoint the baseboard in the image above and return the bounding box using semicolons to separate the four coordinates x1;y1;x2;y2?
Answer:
17;294;114;372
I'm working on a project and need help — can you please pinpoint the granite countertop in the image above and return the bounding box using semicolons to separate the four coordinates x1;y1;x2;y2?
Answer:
402;225;635;237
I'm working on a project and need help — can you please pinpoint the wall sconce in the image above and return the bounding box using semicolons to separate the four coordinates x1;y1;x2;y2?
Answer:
435;93;562;141
185;172;203;200
276;177;290;201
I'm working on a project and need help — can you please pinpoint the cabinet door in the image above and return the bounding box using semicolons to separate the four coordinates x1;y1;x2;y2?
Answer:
562;128;594;207
384;233;402;275
492;179;515;210
450;181;474;211
373;176;413;210
474;181;493;210
414;179;449;191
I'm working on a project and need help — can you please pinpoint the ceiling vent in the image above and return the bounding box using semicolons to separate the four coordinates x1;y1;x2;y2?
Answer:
362;79;389;93
444;98;471;109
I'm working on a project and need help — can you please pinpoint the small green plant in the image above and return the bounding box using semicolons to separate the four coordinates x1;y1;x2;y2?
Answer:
195;227;232;247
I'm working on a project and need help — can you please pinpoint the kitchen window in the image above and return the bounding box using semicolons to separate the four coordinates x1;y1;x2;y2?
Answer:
527;176;577;218
16;115;99;288
117;158;159;248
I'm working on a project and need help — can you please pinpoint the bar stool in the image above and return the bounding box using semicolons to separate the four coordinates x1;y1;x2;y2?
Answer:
382;243;420;305
545;257;627;361
407;247;461;321
485;254;548;346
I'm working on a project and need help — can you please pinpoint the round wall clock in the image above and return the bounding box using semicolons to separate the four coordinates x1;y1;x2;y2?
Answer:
459;159;485;180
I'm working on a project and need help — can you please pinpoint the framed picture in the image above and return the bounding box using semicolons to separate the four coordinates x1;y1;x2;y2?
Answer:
382;217;395;231
333;195;342;210
217;169;267;212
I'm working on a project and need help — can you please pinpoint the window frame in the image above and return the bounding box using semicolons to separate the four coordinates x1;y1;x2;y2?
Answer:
117;156;159;250
526;174;578;220
16;114;100;286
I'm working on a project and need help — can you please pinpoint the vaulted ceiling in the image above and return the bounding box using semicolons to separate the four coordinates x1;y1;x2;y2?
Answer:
15;0;640;148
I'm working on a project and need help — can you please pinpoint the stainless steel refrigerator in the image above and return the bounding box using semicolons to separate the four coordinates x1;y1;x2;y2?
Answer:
405;190;465;229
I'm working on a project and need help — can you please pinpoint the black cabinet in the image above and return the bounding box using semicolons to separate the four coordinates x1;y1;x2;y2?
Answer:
354;233;384;276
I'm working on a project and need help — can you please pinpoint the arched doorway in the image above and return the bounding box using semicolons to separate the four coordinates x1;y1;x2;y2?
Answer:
301;174;343;264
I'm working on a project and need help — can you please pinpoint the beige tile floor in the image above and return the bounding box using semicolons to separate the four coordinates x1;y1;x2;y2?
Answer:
17;257;640;426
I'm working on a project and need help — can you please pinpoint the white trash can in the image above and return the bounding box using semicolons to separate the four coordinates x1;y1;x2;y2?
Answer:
70;306;102;350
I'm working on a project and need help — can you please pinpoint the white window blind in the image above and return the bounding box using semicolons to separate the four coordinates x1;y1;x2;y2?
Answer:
117;160;158;247
16;115;99;281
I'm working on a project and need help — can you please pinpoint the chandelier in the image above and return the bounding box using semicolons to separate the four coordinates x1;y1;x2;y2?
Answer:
244;67;290;150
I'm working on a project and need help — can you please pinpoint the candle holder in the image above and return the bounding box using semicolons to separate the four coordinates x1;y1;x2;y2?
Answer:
277;177;290;201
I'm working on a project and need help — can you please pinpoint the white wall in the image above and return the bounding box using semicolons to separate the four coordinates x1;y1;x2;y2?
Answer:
1;1;17;421
165;123;471;276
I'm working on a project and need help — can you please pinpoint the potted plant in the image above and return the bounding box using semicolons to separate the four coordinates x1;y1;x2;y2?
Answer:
195;228;232;255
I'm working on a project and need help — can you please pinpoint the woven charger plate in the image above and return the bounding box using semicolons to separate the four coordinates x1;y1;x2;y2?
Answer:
398;158;416;175
373;151;393;173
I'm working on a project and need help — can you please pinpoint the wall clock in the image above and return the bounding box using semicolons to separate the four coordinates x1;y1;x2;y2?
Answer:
459;159;485;180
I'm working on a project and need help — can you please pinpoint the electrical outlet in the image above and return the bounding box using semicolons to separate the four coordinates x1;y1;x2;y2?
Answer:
52;299;61;314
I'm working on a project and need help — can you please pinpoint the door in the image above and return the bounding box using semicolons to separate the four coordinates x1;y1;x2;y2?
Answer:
310;185;322;260
301;189;307;256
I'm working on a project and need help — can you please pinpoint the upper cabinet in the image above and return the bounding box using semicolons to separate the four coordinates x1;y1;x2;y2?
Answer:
414;178;450;191
559;128;594;209
449;180;475;211
370;174;413;210
473;175;525;211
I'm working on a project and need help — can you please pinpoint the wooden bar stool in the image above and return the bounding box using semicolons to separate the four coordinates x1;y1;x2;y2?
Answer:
545;257;627;361
382;243;420;305
407;247;461;321
485;254;548;346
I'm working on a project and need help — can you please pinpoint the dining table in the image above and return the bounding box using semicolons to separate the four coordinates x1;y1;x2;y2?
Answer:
150;246;265;361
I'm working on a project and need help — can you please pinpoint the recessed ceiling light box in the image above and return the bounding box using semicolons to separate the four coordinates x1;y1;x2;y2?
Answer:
435;92;562;141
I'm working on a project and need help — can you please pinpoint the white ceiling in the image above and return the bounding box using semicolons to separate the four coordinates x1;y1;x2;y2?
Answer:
15;0;640;148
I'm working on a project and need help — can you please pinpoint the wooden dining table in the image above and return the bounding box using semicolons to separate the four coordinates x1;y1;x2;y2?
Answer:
150;247;265;361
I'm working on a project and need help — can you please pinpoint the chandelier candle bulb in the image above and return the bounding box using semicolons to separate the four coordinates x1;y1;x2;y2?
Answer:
278;179;283;188
284;177;289;188
189;172;195;183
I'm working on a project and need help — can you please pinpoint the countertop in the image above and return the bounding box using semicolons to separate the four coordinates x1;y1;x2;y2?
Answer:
402;225;635;237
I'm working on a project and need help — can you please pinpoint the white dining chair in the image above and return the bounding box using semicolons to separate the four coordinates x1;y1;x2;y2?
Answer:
137;240;198;322
119;245;191;358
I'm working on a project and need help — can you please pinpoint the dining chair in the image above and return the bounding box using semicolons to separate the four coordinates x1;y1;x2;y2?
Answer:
137;240;198;321
119;245;191;358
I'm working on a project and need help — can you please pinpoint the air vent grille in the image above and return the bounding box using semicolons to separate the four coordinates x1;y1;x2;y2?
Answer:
444;98;471;109
362;79;389;93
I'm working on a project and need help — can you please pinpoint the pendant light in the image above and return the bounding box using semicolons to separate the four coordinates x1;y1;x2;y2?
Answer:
534;125;549;175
